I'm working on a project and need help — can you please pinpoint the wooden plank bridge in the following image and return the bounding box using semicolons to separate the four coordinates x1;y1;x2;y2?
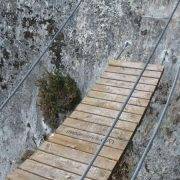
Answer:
7;60;164;180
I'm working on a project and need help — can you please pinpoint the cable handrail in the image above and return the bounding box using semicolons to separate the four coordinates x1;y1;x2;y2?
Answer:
116;41;131;60
80;0;180;179
1;0;179;178
131;65;180;180
0;0;84;112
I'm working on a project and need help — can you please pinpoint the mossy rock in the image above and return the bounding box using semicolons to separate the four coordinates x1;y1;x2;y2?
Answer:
36;70;81;129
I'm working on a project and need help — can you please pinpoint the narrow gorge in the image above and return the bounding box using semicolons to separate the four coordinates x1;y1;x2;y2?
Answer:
0;0;179;179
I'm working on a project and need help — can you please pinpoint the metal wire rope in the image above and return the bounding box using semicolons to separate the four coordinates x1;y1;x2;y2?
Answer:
131;65;180;180
80;0;180;179
0;0;84;112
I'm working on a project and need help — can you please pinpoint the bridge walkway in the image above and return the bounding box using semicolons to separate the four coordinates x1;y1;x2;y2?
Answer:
7;60;164;180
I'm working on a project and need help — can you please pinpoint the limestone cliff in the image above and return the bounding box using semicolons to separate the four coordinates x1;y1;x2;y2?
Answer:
0;0;179;179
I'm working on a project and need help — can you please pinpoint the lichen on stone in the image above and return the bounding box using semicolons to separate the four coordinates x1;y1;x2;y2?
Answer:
50;32;65;68
39;18;56;35
22;17;37;28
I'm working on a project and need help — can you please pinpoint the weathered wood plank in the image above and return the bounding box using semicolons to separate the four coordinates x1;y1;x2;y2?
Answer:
56;125;128;150
48;133;123;160
92;84;152;99
106;66;162;78
70;111;137;131
63;118;133;140
82;97;145;115
19;159;82;180
30;150;111;180
97;78;156;92
39;141;117;170
76;104;142;123
109;60;164;71
101;72;159;85
8;60;163;179
7;169;47;180
88;91;149;107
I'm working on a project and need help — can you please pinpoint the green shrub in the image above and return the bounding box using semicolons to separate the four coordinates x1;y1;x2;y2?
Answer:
36;70;81;128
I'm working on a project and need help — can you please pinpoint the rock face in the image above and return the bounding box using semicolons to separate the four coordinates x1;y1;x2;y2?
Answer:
0;0;179;179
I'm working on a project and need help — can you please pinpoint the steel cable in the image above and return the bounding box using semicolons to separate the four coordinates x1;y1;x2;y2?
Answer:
116;41;131;60
131;65;180;180
80;0;180;179
0;0;84;112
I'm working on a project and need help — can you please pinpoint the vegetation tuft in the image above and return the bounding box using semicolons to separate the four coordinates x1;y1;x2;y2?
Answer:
36;70;81;128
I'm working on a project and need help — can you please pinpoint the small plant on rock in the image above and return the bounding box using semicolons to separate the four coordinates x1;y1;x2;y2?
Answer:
36;70;81;128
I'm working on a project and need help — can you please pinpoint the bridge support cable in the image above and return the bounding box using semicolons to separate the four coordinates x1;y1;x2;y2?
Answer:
80;0;180;179
116;41;131;60
0;0;84;112
131;65;180;180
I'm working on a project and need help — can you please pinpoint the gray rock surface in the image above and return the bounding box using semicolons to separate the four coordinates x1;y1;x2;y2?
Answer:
0;0;179;179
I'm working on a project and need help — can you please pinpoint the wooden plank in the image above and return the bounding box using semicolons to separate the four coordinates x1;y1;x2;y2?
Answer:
48;133;123;160
7;60;163;180
19;159;82;180
56;125;128;150
70;111;137;131
92;84;152;99
97;78;156;92
82;97;145;115
30;150;111;180
63;118;133;140
88;91;149;107
109;60;164;71
101;72;159;85
39;141;117;170
106;66;162;78
76;104;142;123
6;169;47;180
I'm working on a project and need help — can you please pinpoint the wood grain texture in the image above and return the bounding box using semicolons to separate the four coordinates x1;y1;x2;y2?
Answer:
92;84;153;99
19;159;83;180
7;169;47;180
56;125;128;150
48;134;123;160
38;141;117;170
106;66;162;78
30;151;111;180
101;72;159;85
82;97;146;115
7;60;163;180
109;60;164;71
97;78;156;92
70;111;137;131
88;91;149;107
76;104;142;123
